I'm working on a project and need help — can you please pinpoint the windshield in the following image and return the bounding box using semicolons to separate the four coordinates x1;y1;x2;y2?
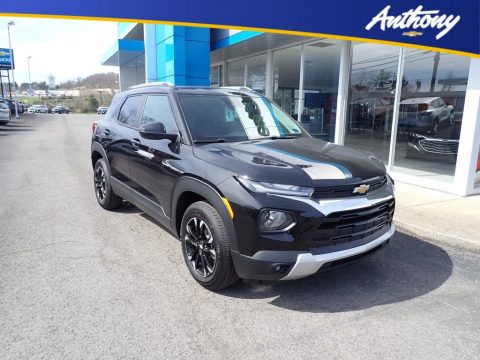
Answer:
178;94;308;142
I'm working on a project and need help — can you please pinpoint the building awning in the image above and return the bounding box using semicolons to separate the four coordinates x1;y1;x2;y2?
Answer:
101;39;144;66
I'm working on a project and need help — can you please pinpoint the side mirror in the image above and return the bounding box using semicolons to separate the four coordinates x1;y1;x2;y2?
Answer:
139;122;178;141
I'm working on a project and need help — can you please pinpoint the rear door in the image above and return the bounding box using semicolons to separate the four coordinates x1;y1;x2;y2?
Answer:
106;95;144;188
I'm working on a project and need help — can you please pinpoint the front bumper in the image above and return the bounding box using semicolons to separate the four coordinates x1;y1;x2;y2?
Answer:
281;223;394;280
231;223;394;281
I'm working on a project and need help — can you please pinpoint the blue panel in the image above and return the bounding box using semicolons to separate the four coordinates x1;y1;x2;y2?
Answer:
156;36;176;78
185;40;210;78
155;25;175;43
145;24;157;82
211;30;263;50
185;77;210;86
152;24;210;86
185;27;210;42
101;39;144;66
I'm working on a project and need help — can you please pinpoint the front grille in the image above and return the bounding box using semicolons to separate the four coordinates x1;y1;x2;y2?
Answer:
310;198;394;248
311;176;387;199
419;138;459;155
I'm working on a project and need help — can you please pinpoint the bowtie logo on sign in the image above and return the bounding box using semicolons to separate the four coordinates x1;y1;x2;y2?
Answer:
365;5;461;39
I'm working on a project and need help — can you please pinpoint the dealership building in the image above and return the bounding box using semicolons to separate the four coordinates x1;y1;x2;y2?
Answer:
101;23;480;196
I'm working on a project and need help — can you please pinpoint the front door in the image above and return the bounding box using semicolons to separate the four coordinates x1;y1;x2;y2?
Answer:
130;93;182;221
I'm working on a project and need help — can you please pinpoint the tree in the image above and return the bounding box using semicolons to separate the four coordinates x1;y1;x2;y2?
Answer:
87;96;99;112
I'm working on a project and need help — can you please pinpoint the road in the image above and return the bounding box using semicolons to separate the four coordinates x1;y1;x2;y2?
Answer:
0;114;479;359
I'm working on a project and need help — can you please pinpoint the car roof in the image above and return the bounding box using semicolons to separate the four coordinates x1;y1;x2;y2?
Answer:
119;84;262;98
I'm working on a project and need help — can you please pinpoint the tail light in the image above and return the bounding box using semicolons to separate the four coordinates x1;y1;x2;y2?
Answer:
92;122;98;135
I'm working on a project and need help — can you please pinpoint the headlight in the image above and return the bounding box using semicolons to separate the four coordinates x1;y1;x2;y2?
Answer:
236;178;314;197
258;209;296;232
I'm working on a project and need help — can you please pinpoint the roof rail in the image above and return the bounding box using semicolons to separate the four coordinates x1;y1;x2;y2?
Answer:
129;82;174;90
220;86;256;92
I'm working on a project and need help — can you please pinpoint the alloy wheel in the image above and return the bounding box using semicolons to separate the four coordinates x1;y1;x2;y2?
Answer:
184;217;217;277
94;167;107;201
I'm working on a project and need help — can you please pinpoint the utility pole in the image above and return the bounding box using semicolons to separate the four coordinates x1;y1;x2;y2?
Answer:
7;21;19;118
27;56;33;96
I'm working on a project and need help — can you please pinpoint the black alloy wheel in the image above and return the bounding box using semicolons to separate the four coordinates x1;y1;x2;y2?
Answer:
94;166;107;202
184;217;217;278
180;201;239;290
93;158;123;210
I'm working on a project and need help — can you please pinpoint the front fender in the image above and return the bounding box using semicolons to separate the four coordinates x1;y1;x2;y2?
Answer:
171;176;239;252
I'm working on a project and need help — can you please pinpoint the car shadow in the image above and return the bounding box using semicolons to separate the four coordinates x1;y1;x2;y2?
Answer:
0;126;33;132
219;232;453;313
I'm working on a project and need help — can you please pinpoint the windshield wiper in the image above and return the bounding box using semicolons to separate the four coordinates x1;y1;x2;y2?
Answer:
193;138;227;144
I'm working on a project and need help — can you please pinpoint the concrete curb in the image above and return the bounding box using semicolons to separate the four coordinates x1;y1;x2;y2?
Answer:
395;220;480;253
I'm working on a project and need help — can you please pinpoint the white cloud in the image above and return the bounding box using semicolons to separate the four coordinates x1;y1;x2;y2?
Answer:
0;17;119;85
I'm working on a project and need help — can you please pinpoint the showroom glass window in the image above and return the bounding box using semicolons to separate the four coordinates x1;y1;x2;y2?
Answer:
226;59;245;86
210;65;222;87
273;45;301;119
300;40;341;141
246;54;267;94
393;52;470;182
344;43;400;163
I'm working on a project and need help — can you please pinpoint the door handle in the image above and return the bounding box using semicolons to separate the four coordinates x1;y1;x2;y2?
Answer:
131;138;141;147
103;129;111;136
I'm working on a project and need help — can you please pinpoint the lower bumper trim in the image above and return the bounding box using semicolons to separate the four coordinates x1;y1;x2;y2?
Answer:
280;224;395;280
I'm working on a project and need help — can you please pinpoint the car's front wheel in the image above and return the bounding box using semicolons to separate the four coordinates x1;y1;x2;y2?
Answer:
93;158;123;210
180;201;239;290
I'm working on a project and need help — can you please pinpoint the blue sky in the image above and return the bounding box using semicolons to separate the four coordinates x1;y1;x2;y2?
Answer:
0;17;119;85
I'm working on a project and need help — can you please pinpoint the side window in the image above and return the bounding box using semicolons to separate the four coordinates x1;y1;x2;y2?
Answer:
118;96;143;127
141;95;177;133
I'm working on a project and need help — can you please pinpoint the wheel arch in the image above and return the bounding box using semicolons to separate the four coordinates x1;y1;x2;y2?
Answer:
171;176;238;251
91;142;109;172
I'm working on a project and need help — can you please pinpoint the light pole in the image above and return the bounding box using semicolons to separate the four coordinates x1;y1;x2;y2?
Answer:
27;56;32;95
7;21;19;119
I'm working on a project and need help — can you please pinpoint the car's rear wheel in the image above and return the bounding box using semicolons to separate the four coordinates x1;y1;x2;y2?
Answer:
181;201;239;290
93;158;123;210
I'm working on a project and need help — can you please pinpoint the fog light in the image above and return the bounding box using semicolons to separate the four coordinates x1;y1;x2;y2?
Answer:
259;210;295;232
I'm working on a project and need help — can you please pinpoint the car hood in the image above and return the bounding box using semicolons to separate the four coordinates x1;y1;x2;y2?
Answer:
193;138;386;187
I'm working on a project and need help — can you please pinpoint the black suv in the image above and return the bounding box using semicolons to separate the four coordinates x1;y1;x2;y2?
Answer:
91;84;395;290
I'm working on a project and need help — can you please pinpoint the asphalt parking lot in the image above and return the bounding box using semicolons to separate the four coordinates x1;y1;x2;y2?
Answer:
1;114;479;359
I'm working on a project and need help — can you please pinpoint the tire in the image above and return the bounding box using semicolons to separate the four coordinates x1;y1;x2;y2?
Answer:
180;201;239;291
93;158;123;210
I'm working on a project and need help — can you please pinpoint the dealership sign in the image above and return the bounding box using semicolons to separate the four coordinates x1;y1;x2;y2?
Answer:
366;5;461;40
0;0;478;56
0;48;14;70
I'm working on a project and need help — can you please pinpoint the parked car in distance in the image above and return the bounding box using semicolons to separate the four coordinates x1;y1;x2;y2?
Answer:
97;106;108;115
91;84;395;291
0;101;11;124
52;105;70;114
30;104;49;113
1;99;16;114
398;97;453;134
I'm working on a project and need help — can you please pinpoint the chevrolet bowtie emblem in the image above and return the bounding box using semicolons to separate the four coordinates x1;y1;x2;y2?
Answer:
402;31;423;37
353;184;370;195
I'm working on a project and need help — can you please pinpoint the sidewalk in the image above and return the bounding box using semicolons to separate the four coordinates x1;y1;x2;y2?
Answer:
394;182;480;251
